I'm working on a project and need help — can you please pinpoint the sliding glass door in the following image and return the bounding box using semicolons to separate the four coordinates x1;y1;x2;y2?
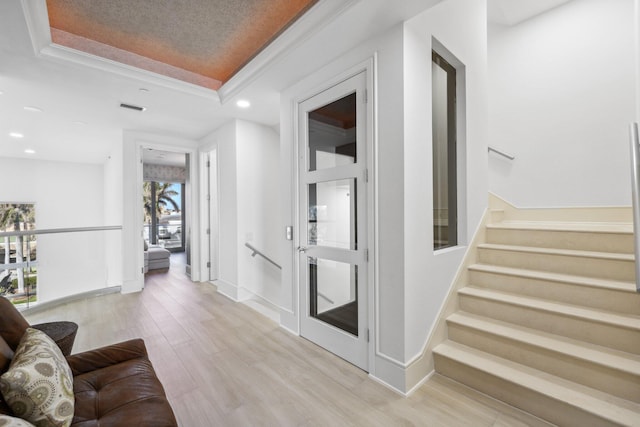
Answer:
143;181;185;252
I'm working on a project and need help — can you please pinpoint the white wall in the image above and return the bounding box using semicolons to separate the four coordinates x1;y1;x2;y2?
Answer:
403;0;488;378
104;139;123;287
236;120;281;305
280;25;408;390
121;134;141;293
279;0;488;393
200;119;281;305
202;121;238;296
488;0;636;207
0;157;108;302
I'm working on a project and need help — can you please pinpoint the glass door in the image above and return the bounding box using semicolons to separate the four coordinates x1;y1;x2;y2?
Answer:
143;181;184;252
298;72;368;370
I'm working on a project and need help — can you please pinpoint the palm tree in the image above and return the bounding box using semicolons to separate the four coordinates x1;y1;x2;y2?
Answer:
143;182;180;244
143;182;180;222
0;204;35;294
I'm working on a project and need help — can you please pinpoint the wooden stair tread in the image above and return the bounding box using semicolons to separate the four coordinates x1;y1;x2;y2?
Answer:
458;287;640;330
487;221;633;234
478;243;635;261
437;209;640;424
447;312;640;376
468;264;637;293
434;341;640;424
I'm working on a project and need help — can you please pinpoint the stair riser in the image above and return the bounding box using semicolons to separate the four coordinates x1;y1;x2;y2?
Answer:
433;353;621;427
458;294;640;354
486;228;634;254
478;248;635;282
468;269;640;316
447;322;640;402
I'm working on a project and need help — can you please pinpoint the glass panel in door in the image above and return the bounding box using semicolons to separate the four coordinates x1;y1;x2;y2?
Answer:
309;257;358;335
308;93;357;172
298;71;368;370
308;179;357;250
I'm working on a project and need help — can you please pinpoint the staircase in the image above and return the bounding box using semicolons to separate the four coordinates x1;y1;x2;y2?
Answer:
433;211;640;426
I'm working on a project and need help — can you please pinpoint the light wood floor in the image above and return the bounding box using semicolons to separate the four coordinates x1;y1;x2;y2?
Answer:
25;254;553;427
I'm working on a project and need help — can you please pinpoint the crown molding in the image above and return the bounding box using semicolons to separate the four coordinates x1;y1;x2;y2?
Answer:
20;0;359;102
20;0;51;56
217;0;362;104
40;44;220;99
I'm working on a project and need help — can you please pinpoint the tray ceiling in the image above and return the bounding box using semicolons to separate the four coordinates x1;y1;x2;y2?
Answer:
45;0;318;90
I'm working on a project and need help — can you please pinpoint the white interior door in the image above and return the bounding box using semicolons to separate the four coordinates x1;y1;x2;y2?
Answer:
208;150;219;281
298;72;369;370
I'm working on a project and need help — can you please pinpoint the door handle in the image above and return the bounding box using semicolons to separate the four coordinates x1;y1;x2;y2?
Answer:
297;246;308;253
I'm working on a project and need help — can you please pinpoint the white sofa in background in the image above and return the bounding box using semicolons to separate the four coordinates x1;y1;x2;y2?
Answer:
144;242;170;273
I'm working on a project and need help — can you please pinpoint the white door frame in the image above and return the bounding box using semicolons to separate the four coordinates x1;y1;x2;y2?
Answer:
199;148;219;281
135;140;200;283
293;59;376;371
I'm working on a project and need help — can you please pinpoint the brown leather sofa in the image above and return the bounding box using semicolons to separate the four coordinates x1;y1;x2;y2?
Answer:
0;297;177;426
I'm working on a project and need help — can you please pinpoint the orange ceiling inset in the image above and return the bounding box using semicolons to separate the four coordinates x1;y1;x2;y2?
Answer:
45;0;318;90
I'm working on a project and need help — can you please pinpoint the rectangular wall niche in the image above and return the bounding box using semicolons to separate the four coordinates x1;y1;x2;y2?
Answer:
432;50;458;250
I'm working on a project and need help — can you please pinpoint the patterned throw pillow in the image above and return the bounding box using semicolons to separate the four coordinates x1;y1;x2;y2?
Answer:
0;328;74;427
0;415;35;426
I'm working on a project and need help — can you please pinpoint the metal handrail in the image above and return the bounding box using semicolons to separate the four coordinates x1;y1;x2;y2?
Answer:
244;242;335;303
629;122;640;292
0;225;122;238
245;242;281;269
488;146;515;160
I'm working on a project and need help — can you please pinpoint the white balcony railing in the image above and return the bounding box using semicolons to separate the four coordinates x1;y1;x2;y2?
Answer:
0;225;122;309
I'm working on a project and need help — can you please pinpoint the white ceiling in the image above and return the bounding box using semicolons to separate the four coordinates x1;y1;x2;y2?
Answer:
0;0;572;165
488;0;574;26
142;148;186;167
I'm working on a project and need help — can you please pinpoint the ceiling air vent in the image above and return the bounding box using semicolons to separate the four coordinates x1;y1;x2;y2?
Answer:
119;103;146;112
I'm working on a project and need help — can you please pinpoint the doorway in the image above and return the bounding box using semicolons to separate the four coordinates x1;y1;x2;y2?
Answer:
143;181;185;252
297;72;370;370
142;148;189;275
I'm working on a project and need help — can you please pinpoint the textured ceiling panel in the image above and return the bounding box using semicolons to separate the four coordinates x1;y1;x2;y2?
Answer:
46;0;318;88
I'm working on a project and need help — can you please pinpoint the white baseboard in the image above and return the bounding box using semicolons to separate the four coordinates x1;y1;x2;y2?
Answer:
121;278;143;294
213;279;239;301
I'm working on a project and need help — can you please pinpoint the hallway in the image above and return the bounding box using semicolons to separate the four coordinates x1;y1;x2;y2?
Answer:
25;271;550;426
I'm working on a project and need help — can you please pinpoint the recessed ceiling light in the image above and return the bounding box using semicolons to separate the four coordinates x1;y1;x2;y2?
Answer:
24;106;43;113
9;132;24;138
24;149;35;154
236;99;251;108
139;88;149;92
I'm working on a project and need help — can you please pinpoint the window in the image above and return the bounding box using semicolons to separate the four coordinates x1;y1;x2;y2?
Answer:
432;50;457;250
0;203;37;306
